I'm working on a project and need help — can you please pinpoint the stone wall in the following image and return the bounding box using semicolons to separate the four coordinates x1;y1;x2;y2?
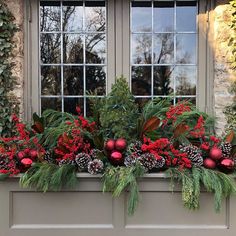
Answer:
5;0;24;117
214;1;236;134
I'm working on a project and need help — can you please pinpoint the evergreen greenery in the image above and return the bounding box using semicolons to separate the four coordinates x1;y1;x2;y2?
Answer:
98;77;139;141
0;1;19;136
102;164;145;215
20;163;77;192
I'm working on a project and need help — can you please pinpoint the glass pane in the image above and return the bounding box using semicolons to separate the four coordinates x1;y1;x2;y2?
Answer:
85;34;106;64
63;1;83;32
86;66;106;95
132;34;152;64
153;66;174;95
153;1;174;32
85;1;106;32
64;66;83;95
63;34;83;63
41;33;61;64
132;66;151;95
131;1;152;32
41;66;61;95
176;34;196;64
64;97;84;115
176;1;197;32
153;33;174;64
175;66;197;95
135;97;151;111
41;98;62;113
176;97;196;105
40;1;60;32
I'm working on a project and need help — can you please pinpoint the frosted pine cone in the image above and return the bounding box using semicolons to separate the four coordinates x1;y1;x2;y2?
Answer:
75;153;92;170
220;142;232;158
154;156;166;169
180;145;203;167
88;159;104;174
137;153;157;171
127;141;143;156
58;159;76;167
0;157;9;170
43;151;56;164
124;153;138;167
89;149;102;160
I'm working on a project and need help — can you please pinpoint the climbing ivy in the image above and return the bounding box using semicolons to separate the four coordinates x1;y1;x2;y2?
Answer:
0;1;19;136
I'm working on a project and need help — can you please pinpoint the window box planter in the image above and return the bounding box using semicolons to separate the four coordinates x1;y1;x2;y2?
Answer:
1;174;236;236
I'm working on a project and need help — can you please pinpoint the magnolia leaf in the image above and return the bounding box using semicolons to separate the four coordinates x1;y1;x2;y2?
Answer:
32;121;44;134
225;130;235;143
142;117;161;134
173;123;189;138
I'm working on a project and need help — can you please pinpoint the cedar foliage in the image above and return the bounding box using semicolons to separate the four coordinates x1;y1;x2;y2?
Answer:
99;77;139;141
102;164;145;215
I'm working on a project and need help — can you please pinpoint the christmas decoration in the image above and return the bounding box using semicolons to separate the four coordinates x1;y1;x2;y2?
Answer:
180;145;203;167
21;158;33;168
115;138;127;151
110;151;123;165
203;158;216;169
75;153;92;170
220;142;232;158
29;150;38;159
58;158;76;167
17;151;25;160
154;156;166;169
209;147;223;161
104;139;115;151
88;159;104;174
218;158;235;173
137;153;157;171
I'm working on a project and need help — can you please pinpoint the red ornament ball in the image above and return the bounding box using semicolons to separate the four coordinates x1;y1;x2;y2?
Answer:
21;158;33;167
29;150;38;159
104;139;115;151
203;158;216;169
209;147;222;161
110;151;123;165
115;138;127;151
17;151;25;160
219;158;235;173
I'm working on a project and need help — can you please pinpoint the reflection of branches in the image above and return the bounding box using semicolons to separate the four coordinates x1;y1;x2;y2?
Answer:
176;74;196;95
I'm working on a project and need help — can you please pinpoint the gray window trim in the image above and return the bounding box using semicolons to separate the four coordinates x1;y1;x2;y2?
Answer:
24;0;214;119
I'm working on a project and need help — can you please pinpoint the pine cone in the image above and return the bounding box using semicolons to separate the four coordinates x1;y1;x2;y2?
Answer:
155;156;166;169
124;153;138;167
220;142;232;158
180;145;203;167
58;159;76;167
89;149;101;160
88;159;104;174
0;157;9;170
43;151;56;164
127;141;143;156
75;153;92;170
137;153;157;171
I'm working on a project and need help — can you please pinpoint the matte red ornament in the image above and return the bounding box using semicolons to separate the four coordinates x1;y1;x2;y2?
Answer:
29;150;38;159
104;139;115;151
203;158;216;169
115;138;127;151
209;147;222;161
21;158;33;167
17;151;25;160
110;151;123;165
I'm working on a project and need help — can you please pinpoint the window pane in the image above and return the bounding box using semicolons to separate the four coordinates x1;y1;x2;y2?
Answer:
176;97;196;105
41;66;61;95
131;1;152;32
63;2;83;32
176;1;197;32
132;34;152;64
41;98;62;113
41;34;61;64
153;1;174;32
40;1;60;32
86;66;106;95
85;1;106;32
175;66;197;95
64;66;83;95
132;66;152;96
176;34;196;64
64;97;84;115
85;34;106;64
153;33;174;64
63;34;83;63
153;66;174;95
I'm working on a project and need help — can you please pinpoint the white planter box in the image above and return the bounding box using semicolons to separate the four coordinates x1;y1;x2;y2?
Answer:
0;174;236;236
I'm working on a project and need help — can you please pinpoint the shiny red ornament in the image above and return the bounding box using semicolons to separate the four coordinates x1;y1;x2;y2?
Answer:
110;151;123;165
219;158;235;173
104;139;115;151
115;138;127;151
29;150;38;159
203;158;216;169
21;158;33;167
17;151;25;160
209;147;222;161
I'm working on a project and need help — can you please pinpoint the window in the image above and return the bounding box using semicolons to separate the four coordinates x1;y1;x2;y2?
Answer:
26;0;212;117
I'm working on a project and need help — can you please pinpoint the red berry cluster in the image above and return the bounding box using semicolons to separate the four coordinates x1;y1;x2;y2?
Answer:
104;138;127;165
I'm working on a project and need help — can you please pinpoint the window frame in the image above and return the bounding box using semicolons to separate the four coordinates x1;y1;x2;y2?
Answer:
24;0;214;119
